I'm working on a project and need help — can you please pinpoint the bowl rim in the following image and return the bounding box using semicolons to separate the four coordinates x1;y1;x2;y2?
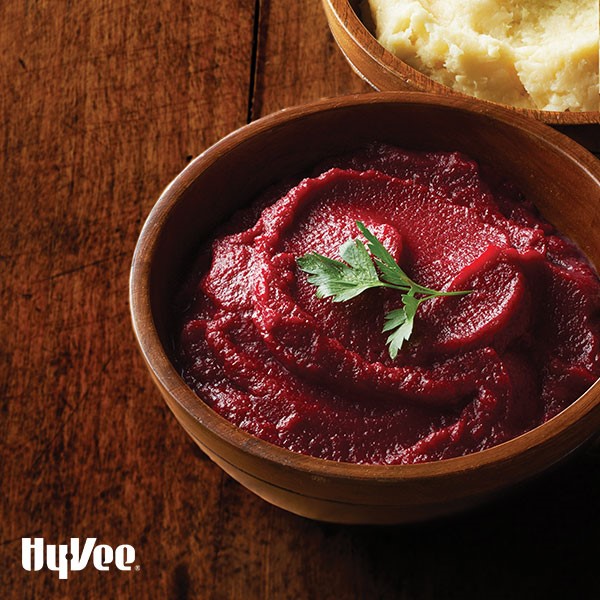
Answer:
324;0;600;125
130;91;600;482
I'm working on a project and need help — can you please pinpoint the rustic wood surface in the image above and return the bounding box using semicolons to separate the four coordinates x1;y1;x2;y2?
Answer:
1;1;598;599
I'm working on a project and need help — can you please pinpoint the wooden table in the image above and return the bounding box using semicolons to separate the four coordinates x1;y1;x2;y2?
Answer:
2;2;599;598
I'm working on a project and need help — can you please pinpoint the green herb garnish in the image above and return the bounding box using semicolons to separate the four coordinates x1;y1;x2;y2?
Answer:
296;221;471;359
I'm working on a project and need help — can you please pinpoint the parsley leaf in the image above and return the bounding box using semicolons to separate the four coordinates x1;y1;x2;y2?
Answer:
297;221;471;358
296;237;382;302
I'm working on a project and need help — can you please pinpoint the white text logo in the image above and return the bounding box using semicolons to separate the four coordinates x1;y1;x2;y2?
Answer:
22;538;136;579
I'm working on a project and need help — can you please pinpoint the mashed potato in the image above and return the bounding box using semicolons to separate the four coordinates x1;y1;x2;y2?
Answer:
365;0;599;111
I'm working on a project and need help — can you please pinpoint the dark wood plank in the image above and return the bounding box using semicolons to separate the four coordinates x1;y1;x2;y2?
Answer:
1;1;256;597
251;0;370;118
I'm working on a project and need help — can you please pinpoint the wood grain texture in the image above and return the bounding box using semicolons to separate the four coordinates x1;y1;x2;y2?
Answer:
1;0;256;597
250;0;370;117
1;0;599;599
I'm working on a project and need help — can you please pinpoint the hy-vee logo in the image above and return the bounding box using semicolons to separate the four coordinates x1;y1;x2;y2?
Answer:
22;537;137;579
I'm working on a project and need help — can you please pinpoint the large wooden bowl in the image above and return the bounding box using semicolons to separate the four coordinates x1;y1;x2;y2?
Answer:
130;92;600;524
323;0;600;125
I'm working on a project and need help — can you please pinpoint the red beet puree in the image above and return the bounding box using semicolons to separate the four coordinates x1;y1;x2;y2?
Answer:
176;143;600;464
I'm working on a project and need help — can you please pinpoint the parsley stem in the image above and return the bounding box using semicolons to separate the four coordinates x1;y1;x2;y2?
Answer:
378;280;470;297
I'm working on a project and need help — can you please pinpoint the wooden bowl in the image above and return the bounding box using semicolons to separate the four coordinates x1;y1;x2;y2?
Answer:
130;92;600;524
322;0;600;125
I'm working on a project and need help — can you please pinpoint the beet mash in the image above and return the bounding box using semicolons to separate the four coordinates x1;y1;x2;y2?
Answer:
176;143;600;464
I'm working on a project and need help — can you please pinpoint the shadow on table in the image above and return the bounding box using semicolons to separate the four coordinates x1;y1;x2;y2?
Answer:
314;448;599;599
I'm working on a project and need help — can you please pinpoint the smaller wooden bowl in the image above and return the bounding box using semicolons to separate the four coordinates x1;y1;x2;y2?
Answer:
322;0;600;125
130;92;600;524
